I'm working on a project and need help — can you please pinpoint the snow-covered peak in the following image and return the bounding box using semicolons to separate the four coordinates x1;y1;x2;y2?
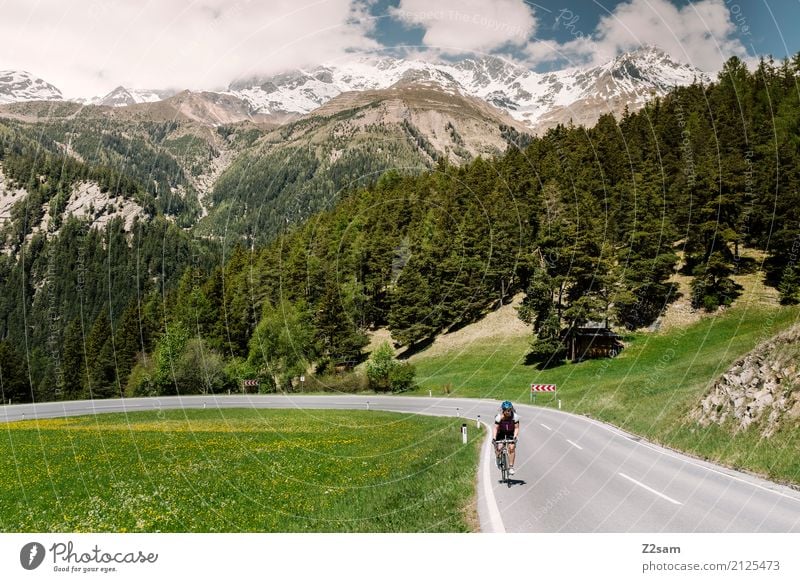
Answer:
225;48;708;128
0;70;63;104
1;47;708;130
92;86;177;107
602;46;705;87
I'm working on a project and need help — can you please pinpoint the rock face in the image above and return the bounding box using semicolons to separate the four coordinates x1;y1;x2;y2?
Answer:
0;165;27;221
693;325;800;436
62;182;146;232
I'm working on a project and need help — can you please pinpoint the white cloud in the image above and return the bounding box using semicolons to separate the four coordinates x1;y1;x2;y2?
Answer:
525;0;748;73
0;0;751;97
523;37;597;69
391;0;537;55
0;0;379;97
594;0;747;71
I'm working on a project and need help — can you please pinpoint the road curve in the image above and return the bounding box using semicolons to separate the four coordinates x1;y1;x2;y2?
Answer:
2;395;799;532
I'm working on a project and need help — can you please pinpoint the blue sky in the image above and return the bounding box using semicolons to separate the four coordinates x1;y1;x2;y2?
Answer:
367;0;800;66
1;0;799;97
365;0;800;72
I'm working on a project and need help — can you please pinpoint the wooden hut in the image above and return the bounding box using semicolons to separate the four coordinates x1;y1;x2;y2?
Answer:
562;325;623;362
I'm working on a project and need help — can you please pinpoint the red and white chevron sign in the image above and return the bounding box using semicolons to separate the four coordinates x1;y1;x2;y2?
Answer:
242;379;259;387
530;384;556;392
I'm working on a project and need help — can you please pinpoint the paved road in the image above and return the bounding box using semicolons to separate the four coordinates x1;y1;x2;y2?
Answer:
2;395;799;532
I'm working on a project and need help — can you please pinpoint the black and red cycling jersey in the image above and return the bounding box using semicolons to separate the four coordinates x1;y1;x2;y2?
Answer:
494;412;520;439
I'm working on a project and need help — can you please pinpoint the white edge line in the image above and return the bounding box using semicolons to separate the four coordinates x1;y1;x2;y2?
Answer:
619;472;682;505
532;406;800;505
566;439;583;450
633;436;800;504
480;421;506;533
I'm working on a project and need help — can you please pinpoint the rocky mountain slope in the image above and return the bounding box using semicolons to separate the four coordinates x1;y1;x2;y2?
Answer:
1;165;146;240
0;98;271;228
531;48;707;132
200;79;530;240
0;75;525;240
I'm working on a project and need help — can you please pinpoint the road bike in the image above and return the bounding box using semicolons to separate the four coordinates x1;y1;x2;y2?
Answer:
494;438;516;487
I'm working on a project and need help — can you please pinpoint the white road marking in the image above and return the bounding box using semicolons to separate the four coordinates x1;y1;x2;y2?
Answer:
540;423;552;431
619;472;682;505
566;439;583;450
480;421;506;533
541;407;800;506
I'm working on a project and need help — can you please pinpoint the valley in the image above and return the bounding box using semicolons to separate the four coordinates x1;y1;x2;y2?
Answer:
0;51;798;492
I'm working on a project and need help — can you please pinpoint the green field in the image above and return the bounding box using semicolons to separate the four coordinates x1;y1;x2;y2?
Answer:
412;305;800;485
3;306;797;534
0;409;481;532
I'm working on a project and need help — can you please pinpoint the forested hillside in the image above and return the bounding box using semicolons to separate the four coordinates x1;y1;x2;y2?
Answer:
0;120;220;402
1;55;799;402
0;101;271;226
199;83;529;242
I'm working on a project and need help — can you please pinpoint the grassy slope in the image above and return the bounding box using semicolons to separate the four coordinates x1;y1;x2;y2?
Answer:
0;409;481;532
411;305;800;486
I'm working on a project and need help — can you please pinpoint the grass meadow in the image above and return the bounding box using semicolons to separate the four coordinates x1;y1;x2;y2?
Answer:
3;305;797;533
412;305;800;486
0;409;482;532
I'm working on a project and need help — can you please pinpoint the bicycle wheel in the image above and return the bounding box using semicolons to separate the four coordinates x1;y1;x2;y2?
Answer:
501;450;509;483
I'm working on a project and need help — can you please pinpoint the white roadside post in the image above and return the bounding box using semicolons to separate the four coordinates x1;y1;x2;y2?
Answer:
476;414;480;428
461;423;467;444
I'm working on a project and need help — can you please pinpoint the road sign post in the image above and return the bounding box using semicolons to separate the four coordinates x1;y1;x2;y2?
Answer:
530;383;557;404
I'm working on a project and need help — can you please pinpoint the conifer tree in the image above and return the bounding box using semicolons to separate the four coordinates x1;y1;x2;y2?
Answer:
313;272;368;369
114;301;143;385
86;310;119;399
61;318;87;398
388;255;438;347
0;340;30;404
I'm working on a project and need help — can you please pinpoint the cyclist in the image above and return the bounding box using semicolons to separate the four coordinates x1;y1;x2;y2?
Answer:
493;400;520;475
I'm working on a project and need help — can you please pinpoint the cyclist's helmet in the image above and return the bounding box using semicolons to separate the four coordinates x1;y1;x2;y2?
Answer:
501;400;513;410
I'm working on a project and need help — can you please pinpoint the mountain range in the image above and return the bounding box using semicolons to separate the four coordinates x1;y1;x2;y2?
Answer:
0;46;714;246
226;47;707;130
1;47;708;133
